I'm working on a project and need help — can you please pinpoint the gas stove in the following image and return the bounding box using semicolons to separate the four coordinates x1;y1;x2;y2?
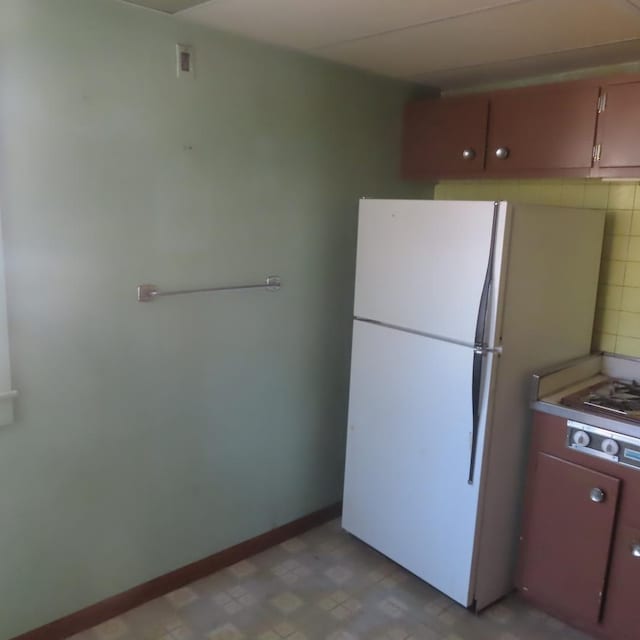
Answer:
561;378;640;424
560;376;640;469
531;355;640;469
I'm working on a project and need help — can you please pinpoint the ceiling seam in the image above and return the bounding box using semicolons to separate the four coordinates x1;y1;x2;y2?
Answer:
117;0;167;15
622;0;640;14
401;36;640;81
309;0;534;52
177;0;232;11
119;0;214;14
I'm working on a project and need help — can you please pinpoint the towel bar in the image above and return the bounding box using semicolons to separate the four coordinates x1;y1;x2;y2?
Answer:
137;275;281;302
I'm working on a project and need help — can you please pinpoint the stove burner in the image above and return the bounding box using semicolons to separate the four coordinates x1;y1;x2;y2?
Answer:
610;380;640;396
561;378;640;423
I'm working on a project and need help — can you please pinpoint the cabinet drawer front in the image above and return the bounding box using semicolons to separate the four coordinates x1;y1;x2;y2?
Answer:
518;453;619;625
602;523;640;640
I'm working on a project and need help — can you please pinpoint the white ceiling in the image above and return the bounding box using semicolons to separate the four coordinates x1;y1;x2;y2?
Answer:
121;0;640;89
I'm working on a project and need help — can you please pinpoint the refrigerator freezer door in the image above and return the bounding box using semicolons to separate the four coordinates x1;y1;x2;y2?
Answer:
354;199;498;345
343;320;492;606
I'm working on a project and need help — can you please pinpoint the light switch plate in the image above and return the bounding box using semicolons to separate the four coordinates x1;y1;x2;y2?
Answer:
176;44;194;79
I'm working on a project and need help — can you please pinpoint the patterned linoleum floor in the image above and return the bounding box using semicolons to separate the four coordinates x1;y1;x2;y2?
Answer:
69;519;593;640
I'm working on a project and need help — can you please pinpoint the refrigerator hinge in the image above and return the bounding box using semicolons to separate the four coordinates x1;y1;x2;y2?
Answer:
474;343;503;355
592;144;602;163
597;93;607;114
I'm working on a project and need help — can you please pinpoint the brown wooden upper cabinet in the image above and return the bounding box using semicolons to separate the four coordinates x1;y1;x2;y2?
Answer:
593;80;640;177
485;83;599;175
402;74;640;180
402;94;488;179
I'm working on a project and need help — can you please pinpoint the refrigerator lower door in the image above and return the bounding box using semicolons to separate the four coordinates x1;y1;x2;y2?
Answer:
343;320;492;607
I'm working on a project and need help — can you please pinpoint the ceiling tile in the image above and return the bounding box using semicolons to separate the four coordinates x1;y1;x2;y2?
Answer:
120;0;210;14
179;0;527;50
316;0;640;79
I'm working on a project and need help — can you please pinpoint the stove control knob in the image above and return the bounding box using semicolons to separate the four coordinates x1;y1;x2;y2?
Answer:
602;438;620;456
572;430;591;447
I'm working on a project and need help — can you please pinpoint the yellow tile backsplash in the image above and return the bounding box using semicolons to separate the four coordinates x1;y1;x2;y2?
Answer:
631;211;640;235
606;210;631;236
628;236;640;262
616;336;640;356
619;312;640;338
601;260;625;286
603;234;629;261
622;287;640;313
434;179;640;357
608;184;637;210
599;285;622;310
624;262;640;287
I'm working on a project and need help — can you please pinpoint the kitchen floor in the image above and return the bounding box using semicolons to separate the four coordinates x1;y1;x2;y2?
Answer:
70;519;592;640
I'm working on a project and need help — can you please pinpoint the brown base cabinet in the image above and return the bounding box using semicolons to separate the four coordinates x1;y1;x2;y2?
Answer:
518;453;619;626
517;412;640;640
603;523;640;640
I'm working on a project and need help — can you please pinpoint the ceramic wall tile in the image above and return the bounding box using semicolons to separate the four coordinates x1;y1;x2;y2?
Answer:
608;184;637;210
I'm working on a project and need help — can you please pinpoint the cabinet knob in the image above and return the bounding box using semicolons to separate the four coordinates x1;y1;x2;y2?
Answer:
590;487;606;503
462;148;476;160
495;147;510;159
632;543;640;558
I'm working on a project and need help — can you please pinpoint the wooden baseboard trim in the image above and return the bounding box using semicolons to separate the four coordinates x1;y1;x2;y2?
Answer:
12;503;342;640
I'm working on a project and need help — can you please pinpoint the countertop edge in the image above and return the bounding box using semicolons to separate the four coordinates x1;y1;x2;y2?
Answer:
532;400;640;440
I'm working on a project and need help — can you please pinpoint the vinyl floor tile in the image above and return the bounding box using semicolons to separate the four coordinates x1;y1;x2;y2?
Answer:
71;519;594;640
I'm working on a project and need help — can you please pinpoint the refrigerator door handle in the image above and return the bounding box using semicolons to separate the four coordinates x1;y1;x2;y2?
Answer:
468;202;500;485
469;349;485;484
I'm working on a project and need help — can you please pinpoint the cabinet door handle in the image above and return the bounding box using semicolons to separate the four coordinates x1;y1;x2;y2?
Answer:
495;147;510;159
590;487;606;503
462;148;476;160
631;543;640;558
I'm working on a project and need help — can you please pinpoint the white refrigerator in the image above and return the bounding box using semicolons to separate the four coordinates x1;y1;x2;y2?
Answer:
342;199;605;611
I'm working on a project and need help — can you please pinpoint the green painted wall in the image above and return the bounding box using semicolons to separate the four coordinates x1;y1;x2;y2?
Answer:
0;1;431;636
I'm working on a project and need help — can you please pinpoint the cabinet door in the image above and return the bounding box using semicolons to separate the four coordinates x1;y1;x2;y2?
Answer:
485;84;599;175
602;523;640;640
517;453;619;625
595;82;640;172
402;94;488;179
